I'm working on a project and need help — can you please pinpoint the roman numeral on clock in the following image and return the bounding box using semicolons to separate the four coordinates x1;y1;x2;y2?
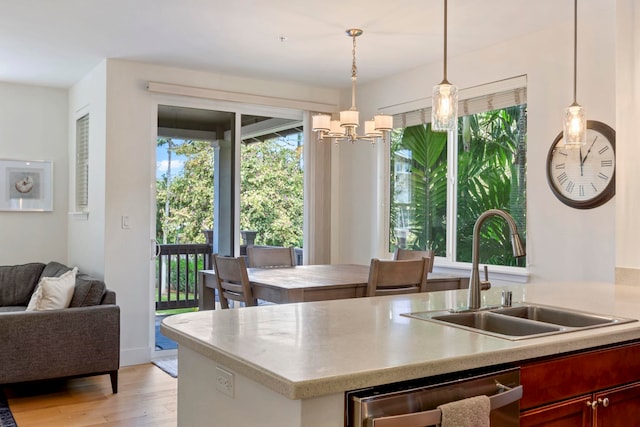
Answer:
558;172;568;185
566;181;575;194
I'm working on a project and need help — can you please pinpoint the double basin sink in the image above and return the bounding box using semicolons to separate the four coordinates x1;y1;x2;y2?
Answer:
403;303;637;340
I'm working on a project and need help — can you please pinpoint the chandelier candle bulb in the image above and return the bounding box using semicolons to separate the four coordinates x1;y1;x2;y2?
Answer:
374;114;393;131
329;120;344;137
364;120;382;137
312;114;330;132
340;110;359;127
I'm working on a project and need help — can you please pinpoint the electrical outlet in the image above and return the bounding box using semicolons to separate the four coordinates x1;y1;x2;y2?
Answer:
215;367;234;397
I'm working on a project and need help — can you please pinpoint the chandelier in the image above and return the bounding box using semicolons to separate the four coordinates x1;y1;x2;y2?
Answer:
312;29;392;144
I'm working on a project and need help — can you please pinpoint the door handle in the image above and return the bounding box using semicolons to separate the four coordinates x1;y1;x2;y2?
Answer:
367;385;523;427
152;239;161;259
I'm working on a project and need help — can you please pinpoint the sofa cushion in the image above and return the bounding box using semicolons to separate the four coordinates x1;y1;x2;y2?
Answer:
26;267;78;311
70;274;106;307
0;306;27;313
40;261;72;279
40;262;107;306
0;263;45;306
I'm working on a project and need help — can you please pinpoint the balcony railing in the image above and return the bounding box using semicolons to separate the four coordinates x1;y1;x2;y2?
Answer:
155;243;212;311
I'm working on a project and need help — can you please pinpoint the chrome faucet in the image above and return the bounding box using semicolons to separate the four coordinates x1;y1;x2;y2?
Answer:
467;209;526;310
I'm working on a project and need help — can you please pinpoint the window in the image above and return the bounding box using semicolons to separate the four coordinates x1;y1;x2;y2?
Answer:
75;114;89;211
389;84;527;268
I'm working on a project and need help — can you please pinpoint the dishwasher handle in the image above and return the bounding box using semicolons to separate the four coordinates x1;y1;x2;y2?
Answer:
366;385;523;427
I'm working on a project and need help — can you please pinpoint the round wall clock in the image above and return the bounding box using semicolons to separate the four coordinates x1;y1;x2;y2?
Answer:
546;120;616;209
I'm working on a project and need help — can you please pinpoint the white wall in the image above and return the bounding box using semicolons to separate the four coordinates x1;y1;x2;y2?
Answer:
0;82;68;264
615;0;640;282
67;61;108;279
336;0;617;284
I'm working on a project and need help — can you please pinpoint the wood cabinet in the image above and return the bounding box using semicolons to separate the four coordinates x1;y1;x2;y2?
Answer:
594;382;640;426
519;341;640;426
520;395;592;427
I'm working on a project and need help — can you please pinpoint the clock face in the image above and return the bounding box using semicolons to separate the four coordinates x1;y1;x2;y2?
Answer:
546;120;616;209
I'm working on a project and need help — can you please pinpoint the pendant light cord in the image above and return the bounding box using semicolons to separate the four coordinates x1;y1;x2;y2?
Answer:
442;0;449;84
572;0;578;104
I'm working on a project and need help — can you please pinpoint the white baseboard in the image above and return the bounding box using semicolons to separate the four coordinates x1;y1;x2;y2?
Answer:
120;346;154;366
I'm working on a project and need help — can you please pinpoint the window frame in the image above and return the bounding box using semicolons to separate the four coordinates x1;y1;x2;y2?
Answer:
74;112;90;213
383;77;529;282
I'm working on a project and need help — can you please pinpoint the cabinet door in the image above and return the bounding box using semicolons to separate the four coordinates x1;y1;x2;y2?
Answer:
594;382;640;427
520;395;592;427
520;342;640;410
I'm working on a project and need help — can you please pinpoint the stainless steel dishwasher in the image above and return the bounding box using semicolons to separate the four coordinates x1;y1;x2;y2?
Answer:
346;366;522;427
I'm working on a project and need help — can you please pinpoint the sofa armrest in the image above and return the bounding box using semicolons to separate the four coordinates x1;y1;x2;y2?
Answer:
0;304;120;386
102;289;116;305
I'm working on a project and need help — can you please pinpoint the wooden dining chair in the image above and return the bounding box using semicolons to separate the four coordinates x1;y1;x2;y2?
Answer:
246;246;296;268
393;248;435;272
366;258;430;297
212;254;256;309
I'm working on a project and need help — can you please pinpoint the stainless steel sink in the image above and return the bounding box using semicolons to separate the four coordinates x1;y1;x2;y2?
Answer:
403;303;636;341
492;305;618;328
431;311;562;337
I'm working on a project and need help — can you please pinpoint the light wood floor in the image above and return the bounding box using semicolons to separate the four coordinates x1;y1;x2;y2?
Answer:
3;363;177;427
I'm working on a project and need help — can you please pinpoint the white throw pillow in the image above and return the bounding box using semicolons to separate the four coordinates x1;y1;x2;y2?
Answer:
26;267;78;311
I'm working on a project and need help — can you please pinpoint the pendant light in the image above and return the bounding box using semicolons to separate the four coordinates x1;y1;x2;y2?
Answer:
563;0;586;146
432;0;458;132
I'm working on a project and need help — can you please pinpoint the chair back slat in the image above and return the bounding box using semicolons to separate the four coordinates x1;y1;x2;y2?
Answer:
247;246;296;268
394;248;435;272
366;258;430;297
212;255;256;308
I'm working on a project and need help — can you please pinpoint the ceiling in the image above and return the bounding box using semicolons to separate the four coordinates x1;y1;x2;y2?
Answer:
0;0;598;90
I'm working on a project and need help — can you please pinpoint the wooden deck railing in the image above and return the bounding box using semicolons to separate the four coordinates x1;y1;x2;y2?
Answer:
155;243;212;310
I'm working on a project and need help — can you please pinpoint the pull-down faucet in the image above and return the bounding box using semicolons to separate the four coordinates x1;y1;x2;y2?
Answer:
467;209;526;310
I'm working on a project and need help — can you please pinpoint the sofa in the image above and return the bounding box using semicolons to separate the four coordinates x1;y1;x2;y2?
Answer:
0;262;120;393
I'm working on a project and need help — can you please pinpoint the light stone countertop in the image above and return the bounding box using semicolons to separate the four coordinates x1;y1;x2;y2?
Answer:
161;281;640;400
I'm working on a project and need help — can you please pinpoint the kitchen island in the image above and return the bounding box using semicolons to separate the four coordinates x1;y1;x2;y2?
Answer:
162;282;640;426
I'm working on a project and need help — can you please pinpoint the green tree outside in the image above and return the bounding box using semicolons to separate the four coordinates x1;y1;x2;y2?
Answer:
240;136;304;248
156;135;304;248
156;139;214;244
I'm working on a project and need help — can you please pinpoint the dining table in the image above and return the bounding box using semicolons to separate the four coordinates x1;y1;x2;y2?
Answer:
198;264;469;310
